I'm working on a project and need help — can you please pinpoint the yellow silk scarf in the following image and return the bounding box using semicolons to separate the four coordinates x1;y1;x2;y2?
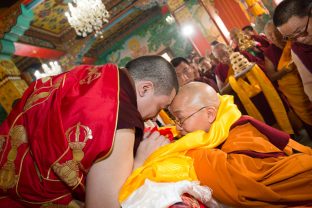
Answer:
277;41;312;125
228;64;294;134
119;95;241;203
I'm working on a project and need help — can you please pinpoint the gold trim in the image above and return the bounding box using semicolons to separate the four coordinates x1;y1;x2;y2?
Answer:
0;196;8;200
27;150;61;182
20;193;72;205
16;148;72;205
72;174;83;190
0;114;27;174
0;135;8;164
0;125;28;191
33;77;52;91
61;73;67;88
15;147;29;198
24;77;62;111
47;147;70;179
94;65;120;164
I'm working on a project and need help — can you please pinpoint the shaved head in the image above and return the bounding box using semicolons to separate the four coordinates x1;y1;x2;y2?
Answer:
171;82;220;113
170;82;220;135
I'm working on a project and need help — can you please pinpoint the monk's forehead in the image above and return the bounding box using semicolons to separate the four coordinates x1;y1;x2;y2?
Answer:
172;92;196;109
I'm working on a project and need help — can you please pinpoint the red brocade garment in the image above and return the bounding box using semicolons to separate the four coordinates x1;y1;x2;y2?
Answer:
0;64;119;207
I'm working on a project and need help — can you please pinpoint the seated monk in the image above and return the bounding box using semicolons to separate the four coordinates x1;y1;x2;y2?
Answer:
119;82;312;207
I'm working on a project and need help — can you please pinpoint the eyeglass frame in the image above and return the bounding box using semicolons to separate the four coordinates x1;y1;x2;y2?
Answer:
173;106;208;127
283;5;312;41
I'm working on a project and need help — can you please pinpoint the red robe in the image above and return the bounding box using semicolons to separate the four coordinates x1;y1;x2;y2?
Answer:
0;64;119;207
263;44;283;69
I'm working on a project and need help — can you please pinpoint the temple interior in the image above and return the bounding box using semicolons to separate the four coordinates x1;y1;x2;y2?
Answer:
0;0;312;208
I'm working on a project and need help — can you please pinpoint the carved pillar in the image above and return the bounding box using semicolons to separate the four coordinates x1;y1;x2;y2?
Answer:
0;60;28;113
0;0;34;60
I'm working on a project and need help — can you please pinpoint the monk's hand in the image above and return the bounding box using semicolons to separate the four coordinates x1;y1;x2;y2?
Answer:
133;131;170;170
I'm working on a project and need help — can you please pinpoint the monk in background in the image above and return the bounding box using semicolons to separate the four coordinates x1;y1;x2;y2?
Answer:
171;57;218;92
274;0;312;101
264;21;312;138
119;82;312;207
212;43;277;127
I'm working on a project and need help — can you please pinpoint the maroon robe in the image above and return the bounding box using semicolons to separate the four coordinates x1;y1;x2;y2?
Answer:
251;34;270;49
215;51;265;83
291;42;312;73
263;44;283;69
215;56;277;126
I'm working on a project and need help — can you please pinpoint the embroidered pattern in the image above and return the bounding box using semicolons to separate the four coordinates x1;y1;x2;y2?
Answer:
40;200;81;208
0;125;27;191
52;123;92;187
52;160;79;187
24;78;62;111
79;67;101;85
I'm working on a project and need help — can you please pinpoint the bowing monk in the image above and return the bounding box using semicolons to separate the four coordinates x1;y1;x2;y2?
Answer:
273;0;312;101
119;82;312;208
0;56;177;207
264;21;312;137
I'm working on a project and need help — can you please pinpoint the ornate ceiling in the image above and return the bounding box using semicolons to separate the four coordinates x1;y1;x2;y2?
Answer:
1;0;163;71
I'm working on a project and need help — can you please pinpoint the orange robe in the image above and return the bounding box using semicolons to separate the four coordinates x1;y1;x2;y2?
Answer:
277;42;312;126
119;95;312;207
188;117;312;207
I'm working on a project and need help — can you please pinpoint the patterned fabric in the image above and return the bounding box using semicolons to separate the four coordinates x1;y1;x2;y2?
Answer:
0;64;119;206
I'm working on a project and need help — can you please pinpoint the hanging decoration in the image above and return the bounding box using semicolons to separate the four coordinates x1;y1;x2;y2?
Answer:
65;0;110;37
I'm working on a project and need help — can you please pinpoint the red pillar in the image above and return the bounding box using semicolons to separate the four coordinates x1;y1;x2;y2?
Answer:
214;0;250;31
167;0;211;56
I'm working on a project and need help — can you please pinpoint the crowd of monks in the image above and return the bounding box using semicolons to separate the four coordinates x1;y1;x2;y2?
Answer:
169;13;312;142
122;0;312;207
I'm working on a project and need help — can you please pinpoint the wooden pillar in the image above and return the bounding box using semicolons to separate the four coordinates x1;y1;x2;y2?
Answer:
0;60;28;113
199;0;230;43
213;0;250;31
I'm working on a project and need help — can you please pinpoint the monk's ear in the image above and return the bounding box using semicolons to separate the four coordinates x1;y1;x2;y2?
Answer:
205;106;217;123
137;81;154;97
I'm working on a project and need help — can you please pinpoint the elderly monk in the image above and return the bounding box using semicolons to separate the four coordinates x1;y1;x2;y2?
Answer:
274;0;312;101
119;82;312;207
264;21;312;137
